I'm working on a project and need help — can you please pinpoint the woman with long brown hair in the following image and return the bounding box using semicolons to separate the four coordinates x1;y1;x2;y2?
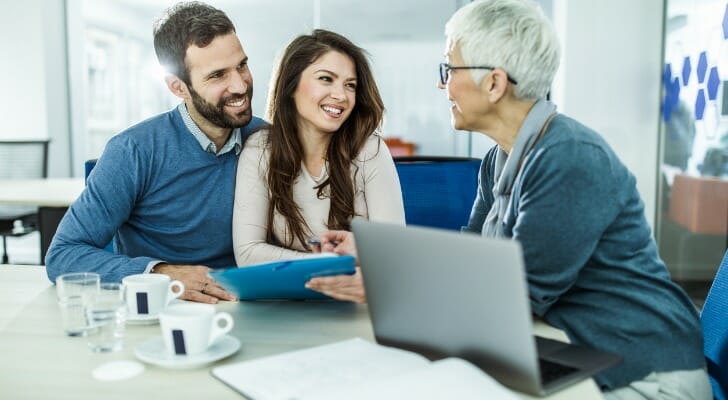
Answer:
232;29;404;299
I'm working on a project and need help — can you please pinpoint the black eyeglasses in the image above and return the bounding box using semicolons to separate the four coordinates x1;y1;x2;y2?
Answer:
439;63;518;86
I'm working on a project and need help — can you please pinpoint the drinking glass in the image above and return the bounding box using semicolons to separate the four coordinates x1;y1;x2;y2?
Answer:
86;282;126;352
55;272;100;336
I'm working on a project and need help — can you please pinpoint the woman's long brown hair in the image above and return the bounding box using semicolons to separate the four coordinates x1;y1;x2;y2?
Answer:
265;29;384;247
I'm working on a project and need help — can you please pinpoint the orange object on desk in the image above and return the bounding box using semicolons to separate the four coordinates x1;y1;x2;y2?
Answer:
668;174;728;234
383;137;416;156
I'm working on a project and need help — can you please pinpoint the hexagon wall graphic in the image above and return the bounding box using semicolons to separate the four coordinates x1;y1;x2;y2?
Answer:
662;77;681;122
682;56;691;86
695;89;706;120
671;78;680;109
664;63;673;89
723;4;728;39
707;66;720;100
697;52;708;83
662;98;672;122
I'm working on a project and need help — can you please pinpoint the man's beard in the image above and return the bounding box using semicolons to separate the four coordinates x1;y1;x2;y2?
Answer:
188;85;253;129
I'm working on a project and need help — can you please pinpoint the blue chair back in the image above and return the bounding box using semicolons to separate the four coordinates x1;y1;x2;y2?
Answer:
84;159;97;185
84;159;114;253
702;249;728;399
394;156;481;231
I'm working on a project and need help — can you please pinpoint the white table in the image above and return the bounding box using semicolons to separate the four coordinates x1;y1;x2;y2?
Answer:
0;265;603;399
0;179;85;206
0;178;85;263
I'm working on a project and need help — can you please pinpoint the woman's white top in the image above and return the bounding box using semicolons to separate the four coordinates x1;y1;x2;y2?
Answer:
232;130;405;266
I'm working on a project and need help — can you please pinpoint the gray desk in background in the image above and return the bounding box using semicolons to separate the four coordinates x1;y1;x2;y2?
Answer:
0;179;84;263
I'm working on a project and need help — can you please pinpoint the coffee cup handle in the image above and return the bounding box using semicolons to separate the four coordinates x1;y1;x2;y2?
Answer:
208;312;233;345
166;280;185;304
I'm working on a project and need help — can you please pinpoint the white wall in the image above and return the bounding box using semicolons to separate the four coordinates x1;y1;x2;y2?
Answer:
0;2;47;141
67;0;179;176
43;0;73;178
0;0;71;177
552;0;664;227
364;40;466;156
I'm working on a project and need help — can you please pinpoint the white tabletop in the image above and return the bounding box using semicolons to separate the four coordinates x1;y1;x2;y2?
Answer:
0;265;602;399
0;178;85;207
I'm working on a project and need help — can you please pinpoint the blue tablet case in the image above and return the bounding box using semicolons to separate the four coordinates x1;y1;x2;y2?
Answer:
209;255;356;300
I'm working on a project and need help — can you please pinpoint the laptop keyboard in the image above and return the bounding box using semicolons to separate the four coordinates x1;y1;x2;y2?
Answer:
539;358;580;384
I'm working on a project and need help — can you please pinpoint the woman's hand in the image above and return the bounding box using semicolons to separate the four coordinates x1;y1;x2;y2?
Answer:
305;267;366;303
317;230;358;261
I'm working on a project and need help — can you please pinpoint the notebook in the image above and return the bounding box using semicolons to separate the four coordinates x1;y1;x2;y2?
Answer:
351;219;621;396
209;253;356;300
211;337;519;400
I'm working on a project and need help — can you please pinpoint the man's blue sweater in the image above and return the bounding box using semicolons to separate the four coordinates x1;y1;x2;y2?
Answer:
465;114;705;389
46;108;265;283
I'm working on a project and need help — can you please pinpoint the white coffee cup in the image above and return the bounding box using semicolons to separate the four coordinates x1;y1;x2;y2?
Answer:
159;303;233;356
121;274;184;318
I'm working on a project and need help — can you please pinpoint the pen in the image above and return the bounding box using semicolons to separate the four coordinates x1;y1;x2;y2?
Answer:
306;237;321;247
306;237;340;247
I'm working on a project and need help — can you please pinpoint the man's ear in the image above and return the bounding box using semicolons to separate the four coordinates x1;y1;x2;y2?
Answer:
165;75;190;101
479;69;509;103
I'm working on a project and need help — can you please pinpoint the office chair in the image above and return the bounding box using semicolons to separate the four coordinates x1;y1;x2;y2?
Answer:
702;249;728;400
84;159;97;184
0;139;49;264
393;156;481;231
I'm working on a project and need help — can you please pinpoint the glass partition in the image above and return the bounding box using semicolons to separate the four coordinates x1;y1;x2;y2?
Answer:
658;0;728;294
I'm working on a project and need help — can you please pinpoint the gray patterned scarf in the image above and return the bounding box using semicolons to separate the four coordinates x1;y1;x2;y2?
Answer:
481;99;557;238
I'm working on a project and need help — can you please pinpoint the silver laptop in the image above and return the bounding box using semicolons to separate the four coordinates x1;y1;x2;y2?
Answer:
351;219;621;396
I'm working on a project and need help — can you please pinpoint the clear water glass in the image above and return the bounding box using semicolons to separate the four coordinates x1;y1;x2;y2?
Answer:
55;272;100;336
86;282;126;352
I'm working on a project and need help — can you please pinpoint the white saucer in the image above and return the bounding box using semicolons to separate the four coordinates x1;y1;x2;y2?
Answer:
134;335;240;369
126;300;184;325
126;313;159;325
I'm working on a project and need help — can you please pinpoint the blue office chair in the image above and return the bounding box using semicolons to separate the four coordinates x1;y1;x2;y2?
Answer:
393;156;481;231
84;159;97;184
84;159;114;253
702;249;728;400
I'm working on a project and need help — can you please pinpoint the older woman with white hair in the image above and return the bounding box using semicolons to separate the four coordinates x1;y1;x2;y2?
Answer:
441;0;709;398
312;0;710;398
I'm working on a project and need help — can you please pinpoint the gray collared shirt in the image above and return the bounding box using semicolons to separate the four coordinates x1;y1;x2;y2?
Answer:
177;103;242;156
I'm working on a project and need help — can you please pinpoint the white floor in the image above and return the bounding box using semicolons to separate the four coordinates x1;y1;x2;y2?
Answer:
2;231;41;265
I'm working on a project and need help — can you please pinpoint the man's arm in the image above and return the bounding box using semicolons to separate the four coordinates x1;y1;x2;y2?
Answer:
46;135;155;283
45;135;236;303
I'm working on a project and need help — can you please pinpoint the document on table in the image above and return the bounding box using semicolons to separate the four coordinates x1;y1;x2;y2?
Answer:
211;337;518;400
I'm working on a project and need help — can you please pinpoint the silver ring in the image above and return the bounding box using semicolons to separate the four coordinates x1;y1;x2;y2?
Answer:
201;282;209;293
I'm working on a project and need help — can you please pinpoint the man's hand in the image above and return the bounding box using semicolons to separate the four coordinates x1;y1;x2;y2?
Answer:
152;264;236;304
305;267;366;303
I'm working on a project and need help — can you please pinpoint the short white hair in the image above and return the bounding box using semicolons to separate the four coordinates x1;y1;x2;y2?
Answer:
445;0;560;101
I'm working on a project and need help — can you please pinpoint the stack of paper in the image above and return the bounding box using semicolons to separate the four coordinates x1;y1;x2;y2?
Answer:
212;338;519;400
